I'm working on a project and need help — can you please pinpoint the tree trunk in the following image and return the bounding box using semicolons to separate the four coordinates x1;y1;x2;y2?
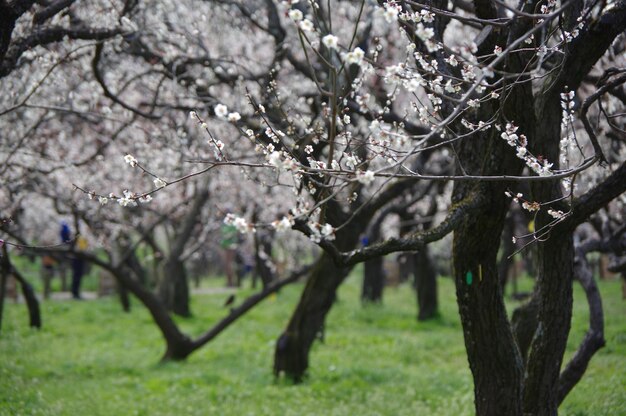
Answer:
453;200;525;416
157;184;210;317
498;212;516;289
557;242;605;404
12;267;41;328
361;256;384;302
0;246;9;333
252;206;275;289
414;246;438;320
118;283;131;312
448;53;533;412
522;78;572;416
398;252;415;283
158;257;191;317
0;246;41;330
109;263;193;361
162;336;195;361
361;211;385;303
522;233;574;416
273;252;354;381
254;235;275;289
511;295;539;364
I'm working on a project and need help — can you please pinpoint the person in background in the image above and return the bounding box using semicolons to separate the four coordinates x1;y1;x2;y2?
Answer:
71;235;88;299
60;221;71;244
57;220;72;293
41;254;56;299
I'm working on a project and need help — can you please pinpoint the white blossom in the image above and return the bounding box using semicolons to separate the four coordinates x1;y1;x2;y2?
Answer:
416;24;434;42
548;209;565;219
268;151;283;168
322;34;339;50
272;216;294;232
344;47;365;65
298;19;314;32
214;104;228;118
356;170;375;185
383;3;399;23
288;9;303;22
154;178;166;188
227;112;241;122
345;153;360;170
446;55;458;67
320;223;335;241
124;154;138;167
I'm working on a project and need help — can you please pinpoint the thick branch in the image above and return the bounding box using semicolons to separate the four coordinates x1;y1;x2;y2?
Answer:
190;265;311;350
92;42;159;119
567;161;626;229
0;244;41;330
32;0;76;25
9;263;41;328
168;184;210;260
1;25;121;78
319;190;484;266
580;73;626;165
551;0;626;94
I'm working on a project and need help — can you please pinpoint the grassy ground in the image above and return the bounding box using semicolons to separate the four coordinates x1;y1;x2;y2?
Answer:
1;271;625;416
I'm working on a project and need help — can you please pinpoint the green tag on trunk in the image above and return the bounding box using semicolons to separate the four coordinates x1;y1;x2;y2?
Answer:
466;271;473;285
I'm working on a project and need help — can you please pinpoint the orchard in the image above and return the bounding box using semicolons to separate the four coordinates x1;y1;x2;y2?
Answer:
1;0;625;415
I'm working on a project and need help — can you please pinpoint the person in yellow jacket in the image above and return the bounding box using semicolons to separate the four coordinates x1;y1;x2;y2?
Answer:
41;255;56;299
71;236;88;299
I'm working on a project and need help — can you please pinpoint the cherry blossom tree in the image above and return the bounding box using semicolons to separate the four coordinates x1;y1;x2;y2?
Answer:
1;0;626;415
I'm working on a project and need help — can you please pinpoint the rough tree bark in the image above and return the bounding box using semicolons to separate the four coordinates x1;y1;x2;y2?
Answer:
274;231;360;381
449;34;533;416
413;197;439;321
160;257;190;317
362;213;385;303
11;265;41;329
414;247;438;321
498;210;516;288
557;241;605;404
0;244;9;333
0;244;41;331
452;187;525;416
362;255;385;303
253;231;275;289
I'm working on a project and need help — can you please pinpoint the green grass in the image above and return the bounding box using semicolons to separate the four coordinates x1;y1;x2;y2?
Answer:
1;272;625;415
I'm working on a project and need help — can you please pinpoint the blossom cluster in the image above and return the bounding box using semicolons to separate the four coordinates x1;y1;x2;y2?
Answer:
501;123;554;176
559;90;576;165
224;213;255;234
307;221;335;243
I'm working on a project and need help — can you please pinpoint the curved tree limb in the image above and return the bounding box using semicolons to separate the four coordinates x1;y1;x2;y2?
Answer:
1;25;122;78
7;259;41;329
313;189;485;266
580;73;626;165
0;244;41;330
544;0;626;97
189;264;312;351
92;42;160;119
557;242;606;404
32;0;76;25
566;160;626;229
